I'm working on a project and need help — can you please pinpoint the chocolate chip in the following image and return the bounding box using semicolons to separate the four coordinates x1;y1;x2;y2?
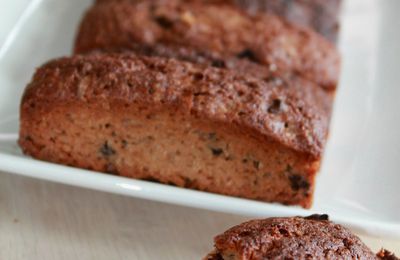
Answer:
239;230;252;236
183;177;194;188
209;252;224;260
194;92;208;96
211;147;223;156
253;178;258;185
268;99;282;114
305;214;329;221
154;16;174;29
167;181;178;187
142;177;159;183
122;139;128;148
343;238;353;248
247;82;258;89
236;49;259;62
253;160;260;169
211;59;225;68
278;228;289;236
100;141;116;157
237;90;245;97
193;72;204;81
289;174;310;191
225;155;233;161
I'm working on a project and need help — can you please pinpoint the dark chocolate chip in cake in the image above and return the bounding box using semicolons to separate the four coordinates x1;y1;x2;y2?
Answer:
304;214;329;221
211;59;225;68
236;49;259;62
154;15;174;29
289;174;310;191
211;147;224;156
100;141;116;157
268;99;282;114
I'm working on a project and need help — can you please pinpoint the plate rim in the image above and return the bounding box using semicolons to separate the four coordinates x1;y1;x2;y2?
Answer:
1;0;399;240
1;152;399;239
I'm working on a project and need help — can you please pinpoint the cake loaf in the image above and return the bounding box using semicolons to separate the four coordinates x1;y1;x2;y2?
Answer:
19;53;332;208
206;215;389;260
74;0;340;92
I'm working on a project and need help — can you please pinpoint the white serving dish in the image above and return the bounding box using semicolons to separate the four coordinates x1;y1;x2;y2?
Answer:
0;0;399;238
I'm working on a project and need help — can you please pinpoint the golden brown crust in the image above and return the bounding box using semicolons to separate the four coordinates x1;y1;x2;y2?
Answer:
21;54;331;158
208;215;378;260
74;0;340;92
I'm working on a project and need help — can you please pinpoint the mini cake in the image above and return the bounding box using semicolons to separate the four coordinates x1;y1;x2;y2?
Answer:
74;0;340;92
19;53;332;208
206;215;393;260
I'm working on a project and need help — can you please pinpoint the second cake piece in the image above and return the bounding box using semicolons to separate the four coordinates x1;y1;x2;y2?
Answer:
205;215;397;259
75;0;340;92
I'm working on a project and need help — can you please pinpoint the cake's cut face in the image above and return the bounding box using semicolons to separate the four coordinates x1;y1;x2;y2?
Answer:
74;0;340;92
206;215;379;260
19;54;331;208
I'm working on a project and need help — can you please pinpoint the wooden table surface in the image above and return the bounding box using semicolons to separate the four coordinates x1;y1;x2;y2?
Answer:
0;171;399;259
0;1;399;259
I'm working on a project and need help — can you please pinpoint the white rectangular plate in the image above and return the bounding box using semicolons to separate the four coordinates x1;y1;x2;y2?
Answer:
1;0;399;238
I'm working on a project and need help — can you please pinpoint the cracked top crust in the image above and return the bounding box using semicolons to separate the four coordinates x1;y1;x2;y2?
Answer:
21;53;331;159
207;215;378;260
